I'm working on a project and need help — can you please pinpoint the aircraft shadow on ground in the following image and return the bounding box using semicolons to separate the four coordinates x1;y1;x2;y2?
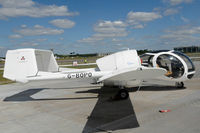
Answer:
3;85;185;133
3;88;98;102
136;85;186;91
77;87;140;133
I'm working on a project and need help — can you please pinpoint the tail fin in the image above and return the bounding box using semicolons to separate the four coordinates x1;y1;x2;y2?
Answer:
3;49;59;82
96;49;141;71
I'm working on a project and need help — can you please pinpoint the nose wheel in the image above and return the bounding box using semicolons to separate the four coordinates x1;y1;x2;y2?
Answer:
116;89;129;100
175;82;184;88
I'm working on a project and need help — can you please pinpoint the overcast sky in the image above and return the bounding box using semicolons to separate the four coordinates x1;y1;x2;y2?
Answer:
0;0;200;56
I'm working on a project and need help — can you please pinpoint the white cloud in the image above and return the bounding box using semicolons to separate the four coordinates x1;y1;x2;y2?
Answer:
59;37;64;40
127;11;162;24
164;8;179;16
181;16;189;22
78;36;104;43
49;19;75;28
164;26;200;35
160;25;200;45
0;0;78;19
20;42;39;47
16;38;47;47
94;32;127;38
112;38;119;42
153;7;163;12
127;11;162;28
9;34;22;39
20;41;39;46
97;20;127;27
36;38;47;42
115;43;123;46
21;24;27;28
15;25;64;36
163;0;193;5
34;25;43;28
0;0;34;8
131;24;144;29
79;11;162;44
78;20;128;43
93;21;127;38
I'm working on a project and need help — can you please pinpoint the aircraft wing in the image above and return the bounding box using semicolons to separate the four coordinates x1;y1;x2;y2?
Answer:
97;67;167;82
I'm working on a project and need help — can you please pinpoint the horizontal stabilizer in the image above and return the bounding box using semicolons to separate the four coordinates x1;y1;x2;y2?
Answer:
3;49;59;82
15;78;29;83
26;71;66;81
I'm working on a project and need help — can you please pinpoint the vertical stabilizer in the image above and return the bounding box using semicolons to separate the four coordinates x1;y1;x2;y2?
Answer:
3;49;58;81
96;50;141;71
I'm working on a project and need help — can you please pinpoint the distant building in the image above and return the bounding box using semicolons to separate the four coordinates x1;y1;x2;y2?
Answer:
174;46;200;53
98;52;111;57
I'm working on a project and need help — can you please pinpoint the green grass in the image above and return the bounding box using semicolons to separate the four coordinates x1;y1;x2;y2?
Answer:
56;56;99;65
0;70;14;85
185;53;200;57
56;56;101;61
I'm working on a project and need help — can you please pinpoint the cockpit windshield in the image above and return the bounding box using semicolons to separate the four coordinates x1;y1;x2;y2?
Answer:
173;51;195;72
140;54;154;67
156;54;184;78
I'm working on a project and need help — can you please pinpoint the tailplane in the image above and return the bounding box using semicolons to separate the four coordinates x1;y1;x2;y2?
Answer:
3;49;59;82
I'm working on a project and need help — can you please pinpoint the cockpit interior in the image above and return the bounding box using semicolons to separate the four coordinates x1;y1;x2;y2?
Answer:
140;50;195;79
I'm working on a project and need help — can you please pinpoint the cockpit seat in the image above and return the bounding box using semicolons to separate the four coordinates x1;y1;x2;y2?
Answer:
165;71;172;76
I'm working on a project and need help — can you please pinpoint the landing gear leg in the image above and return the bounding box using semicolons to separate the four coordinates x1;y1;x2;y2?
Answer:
175;82;184;88
116;87;129;100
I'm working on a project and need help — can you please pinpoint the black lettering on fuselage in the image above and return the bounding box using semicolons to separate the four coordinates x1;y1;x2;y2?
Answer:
67;74;71;79
88;72;92;77
68;72;93;79
76;73;79;78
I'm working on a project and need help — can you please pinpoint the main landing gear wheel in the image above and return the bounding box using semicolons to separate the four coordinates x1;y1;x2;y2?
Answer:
117;89;129;100
175;82;184;88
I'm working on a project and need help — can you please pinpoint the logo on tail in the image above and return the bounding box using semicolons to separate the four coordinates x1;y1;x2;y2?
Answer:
21;56;25;61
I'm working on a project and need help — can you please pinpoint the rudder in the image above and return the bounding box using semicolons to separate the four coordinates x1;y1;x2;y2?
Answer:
3;49;58;82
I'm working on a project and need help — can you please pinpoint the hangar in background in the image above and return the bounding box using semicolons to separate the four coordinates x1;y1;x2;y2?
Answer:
174;46;200;53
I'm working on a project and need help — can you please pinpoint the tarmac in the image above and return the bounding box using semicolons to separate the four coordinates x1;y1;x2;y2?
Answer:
0;62;200;133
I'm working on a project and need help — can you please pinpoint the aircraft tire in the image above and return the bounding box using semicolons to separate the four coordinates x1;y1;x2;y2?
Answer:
118;89;129;100
176;82;184;88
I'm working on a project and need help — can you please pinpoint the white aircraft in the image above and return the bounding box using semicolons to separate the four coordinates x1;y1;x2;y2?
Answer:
3;49;195;99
